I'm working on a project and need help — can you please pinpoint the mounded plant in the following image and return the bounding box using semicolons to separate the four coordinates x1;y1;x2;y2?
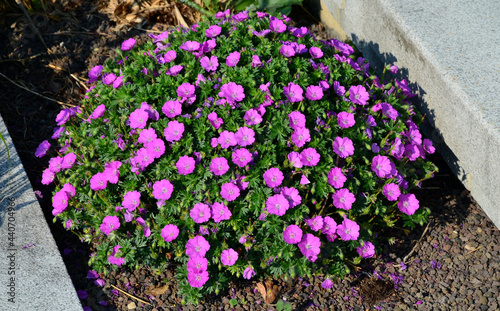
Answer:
36;10;438;304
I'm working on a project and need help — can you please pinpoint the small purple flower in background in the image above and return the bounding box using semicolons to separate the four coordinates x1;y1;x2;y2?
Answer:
226;51;240;67
87;270;99;280
88;65;103;83
371;155;392;178
55;109;70;126
164;120;185;142
121;38;136;51
205;25;221;38
356;241;375;258
309;46;323;58
176;156;196;175
211;202;231;223
129;109;148;129
153;179;174;201
383;183;401;201
291;127;311;148
100;215;120;236
322;216;337;235
179;40;201;52
306;216;324;231
269;17;286;33
251;54;262;67
186;235;210;258
423;138;435;154
327;167;346;189
52;126;64;139
112;75;124;89
35;140;51;158
337;217;360;241
166;65;183;76
398;193;419;215
321;278;333;289
221;248;238;266
122;190;141;212
232;11;248;21
348;85;369;105
108;245;125;266
332;188;356;210
210;157;229;176
42;169;55;185
281;187;301;208
190;203;211;223
210;137;218;148
405;143;421;161
244;108;262;125
91;104;106;119
283;224;303;244
220;182;240;201
287;151;303;168
266;194;289;216
332;136;354;158
207;112;224;129
218;130;237;149
298;233;321;262
243;267;256;280
283;82;303;102
177;82;195;98
77;289;88;300
138;128;157;145
305;85;324;101
48;156;63;173
263;168;284;188
300;148;320;167
161;224;179;242
288;111;306;129
103;73;117;86
218;82;245;104
164;50;177;62
253;29;271;37
333;81;345;96
400;262;407;270
300;174;310;185
235;127;255;146
337;111;355;129
280;44;296;57
200;55;219;72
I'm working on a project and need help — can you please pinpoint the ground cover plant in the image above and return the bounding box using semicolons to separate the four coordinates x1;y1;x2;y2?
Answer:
36;10;438;304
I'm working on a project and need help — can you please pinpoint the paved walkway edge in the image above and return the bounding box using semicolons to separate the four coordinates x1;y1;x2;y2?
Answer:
317;0;500;229
0;114;82;310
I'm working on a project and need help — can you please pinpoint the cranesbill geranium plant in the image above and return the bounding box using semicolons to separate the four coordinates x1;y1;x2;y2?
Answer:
38;10;438;304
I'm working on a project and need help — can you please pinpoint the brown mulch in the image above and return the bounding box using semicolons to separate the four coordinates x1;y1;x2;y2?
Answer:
1;1;499;310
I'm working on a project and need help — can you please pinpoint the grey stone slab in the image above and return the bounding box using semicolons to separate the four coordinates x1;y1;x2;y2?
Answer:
0;114;82;310
319;0;500;228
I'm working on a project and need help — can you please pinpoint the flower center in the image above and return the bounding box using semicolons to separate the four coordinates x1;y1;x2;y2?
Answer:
345;229;351;234
306;243;311;249
275;204;281;209
290;233;295;238
195;245;201;252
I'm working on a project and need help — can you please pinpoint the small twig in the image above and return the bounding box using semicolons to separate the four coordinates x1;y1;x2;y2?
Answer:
45;30;111;37
15;0;51;56
401;220;432;264
173;4;189;28
109;284;152;306
464;245;483;256
46;63;88;90
0;72;73;107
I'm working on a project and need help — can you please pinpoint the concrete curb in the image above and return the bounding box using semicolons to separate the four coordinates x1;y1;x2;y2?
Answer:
318;0;500;229
0;114;82;310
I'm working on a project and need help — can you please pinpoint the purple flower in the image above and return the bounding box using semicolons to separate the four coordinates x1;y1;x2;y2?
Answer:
200;55;219;72
280;187;301;208
187;270;209;288
306;216;324;232
164;50;176;62
86;271;99;280
291;127;311;148
337;111;355;129
337;218;360;241
333;81;345;96
243;267;256;280
177;82;195;98
122;190;141;212
218;130;237;149
283;224;303;244
398;193;419;215
207;112;224;129
210;137;218;148
210;157;229;176
226;51;241;67
283;82;303;102
90;172;108;191
48;156;63;173
100;215;120;235
332;136;354;158
288;111;306;129
52;190;68;213
186;236;210;258
221;248;238;266
327;167;346;189
211;202;231;223
357;241;375;258
232;148;252;167
91;104;106;119
269;17;286;33
77;289;88;300
263;168;284;188
305;85;324;101
332;188;356;210
321;278;333;289
423;138;435;154
322;216;337;235
280;44;296;57
205;25;221;38
232;11;248;21
300;174;310;185
180;40;201;52
266;194;289;216
55;109;70;126
164;120;185;142
404;143;421;161
103;73;117;86
348;85;369;105
162;100;182;119
287;151;303;168
187;256;208;274
190;203;211;223
251;55;262;67
383;183;401;201
88;65;103;82
121;38;136;51
35;140;51;158
220;182;240;201
42;169;55;185
138;128;157;146
51;126;64;139
218;82;245;104
176;156;196;175
235;127;255;147
161;224;179;242
129;109;148;129
153;179;174;201
108;245;125;266
371;155;393;178
300;148;320;167
244;109;262;125
309;47;323;58
298;234;321;262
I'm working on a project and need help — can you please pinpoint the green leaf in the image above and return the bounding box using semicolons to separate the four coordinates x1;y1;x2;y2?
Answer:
229;298;238;306
276;299;284;311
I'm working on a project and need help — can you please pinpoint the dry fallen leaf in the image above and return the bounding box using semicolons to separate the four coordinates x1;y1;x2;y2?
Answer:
256;280;280;304
145;284;169;296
